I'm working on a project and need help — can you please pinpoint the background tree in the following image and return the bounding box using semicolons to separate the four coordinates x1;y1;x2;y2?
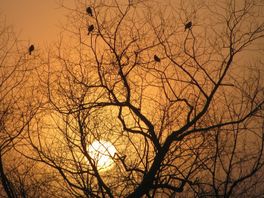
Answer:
0;16;56;197
26;0;264;197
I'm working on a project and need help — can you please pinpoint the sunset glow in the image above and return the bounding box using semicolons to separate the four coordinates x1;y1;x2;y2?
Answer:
1;0;264;197
88;140;117;171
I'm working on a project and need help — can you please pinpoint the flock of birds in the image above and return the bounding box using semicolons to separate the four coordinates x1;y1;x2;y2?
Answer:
86;7;94;35
28;6;193;64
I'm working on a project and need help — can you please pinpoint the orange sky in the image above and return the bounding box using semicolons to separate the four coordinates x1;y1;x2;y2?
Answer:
0;0;66;44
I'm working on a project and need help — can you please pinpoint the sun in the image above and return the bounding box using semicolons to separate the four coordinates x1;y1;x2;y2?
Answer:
88;140;117;171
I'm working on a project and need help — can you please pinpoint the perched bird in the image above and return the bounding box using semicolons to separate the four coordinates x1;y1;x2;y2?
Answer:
87;24;94;35
86;7;93;16
185;21;192;31
154;54;161;62
28;44;34;55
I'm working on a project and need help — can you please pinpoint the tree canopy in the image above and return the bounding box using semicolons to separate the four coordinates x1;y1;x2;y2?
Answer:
1;0;264;197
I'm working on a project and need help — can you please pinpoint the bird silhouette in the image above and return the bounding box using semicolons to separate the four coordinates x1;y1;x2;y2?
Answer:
28;44;34;55
86;7;93;16
154;55;161;62
185;21;192;31
88;24;94;35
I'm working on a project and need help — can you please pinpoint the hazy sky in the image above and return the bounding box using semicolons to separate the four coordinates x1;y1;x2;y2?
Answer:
0;0;66;44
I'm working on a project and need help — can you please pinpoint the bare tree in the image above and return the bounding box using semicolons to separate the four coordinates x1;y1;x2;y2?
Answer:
0;16;50;197
28;0;264;197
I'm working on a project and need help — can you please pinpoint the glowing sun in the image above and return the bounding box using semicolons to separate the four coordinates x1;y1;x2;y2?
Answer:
88;140;117;171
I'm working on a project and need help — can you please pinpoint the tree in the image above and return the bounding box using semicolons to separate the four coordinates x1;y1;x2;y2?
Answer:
27;0;264;197
0;16;52;197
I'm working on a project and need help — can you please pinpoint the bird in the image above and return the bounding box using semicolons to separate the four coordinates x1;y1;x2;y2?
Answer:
184;21;192;31
28;44;34;55
154;54;161;62
87;24;94;35
86;7;93;16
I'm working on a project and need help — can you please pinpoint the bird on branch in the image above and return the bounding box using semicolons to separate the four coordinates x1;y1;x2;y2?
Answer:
87;24;94;35
28;44;34;55
184;21;192;31
154;54;161;62
86;7;93;16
